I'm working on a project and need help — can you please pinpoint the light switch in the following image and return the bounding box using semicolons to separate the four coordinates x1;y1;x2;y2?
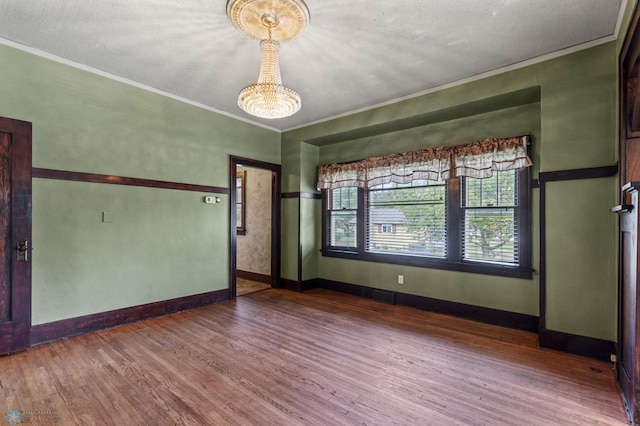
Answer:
102;211;114;223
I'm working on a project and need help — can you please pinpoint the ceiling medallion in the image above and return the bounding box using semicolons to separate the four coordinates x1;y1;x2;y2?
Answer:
227;0;310;119
226;0;309;42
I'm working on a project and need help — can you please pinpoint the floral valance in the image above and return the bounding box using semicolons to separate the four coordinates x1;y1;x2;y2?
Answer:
317;136;531;190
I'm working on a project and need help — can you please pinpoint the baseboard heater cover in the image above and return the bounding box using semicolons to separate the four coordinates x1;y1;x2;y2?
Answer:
373;289;395;305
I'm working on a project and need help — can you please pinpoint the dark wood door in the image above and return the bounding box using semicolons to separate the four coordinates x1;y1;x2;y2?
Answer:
0;117;32;355
619;4;640;423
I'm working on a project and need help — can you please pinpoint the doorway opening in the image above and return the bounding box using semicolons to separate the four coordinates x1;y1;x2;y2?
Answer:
229;156;281;299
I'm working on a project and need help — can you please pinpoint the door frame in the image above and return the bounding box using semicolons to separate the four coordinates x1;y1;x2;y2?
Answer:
229;156;281;299
0;117;32;355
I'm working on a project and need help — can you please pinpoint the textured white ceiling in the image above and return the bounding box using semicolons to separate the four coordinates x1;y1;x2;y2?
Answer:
0;0;625;131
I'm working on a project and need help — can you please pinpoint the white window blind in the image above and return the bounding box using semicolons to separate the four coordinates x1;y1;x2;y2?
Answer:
462;170;518;264
366;180;446;257
327;187;358;249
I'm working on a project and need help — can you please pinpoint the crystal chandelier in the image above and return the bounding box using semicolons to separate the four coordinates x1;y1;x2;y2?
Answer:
227;0;310;120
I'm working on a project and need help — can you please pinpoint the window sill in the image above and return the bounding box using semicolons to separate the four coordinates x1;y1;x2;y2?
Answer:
321;249;533;279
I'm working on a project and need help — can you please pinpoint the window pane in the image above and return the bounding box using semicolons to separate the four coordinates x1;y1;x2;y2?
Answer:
236;172;246;233
465;170;516;207
367;182;446;257
497;170;516;206
331;187;357;210
463;208;516;263
330;210;357;247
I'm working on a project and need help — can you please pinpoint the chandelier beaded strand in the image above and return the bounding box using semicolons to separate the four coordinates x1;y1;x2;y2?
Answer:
237;24;301;119
227;0;309;119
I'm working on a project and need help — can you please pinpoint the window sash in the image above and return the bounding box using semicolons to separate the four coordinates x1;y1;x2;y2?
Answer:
326;187;359;250
461;171;519;265
462;207;518;264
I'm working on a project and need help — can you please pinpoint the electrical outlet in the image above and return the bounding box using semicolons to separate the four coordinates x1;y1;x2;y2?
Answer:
610;354;617;363
398;275;404;285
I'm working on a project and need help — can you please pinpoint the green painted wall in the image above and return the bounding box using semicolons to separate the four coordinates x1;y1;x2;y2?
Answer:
300;142;320;194
281;141;319;282
281;134;301;193
283;41;618;341
281;198;299;281
318;103;540;166
280;135;302;282
299;142;320;281
33;180;228;324
300;198;319;282
0;44;280;324
546;177;618;339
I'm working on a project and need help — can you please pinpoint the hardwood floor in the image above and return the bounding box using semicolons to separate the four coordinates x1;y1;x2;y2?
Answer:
0;289;628;425
236;278;271;296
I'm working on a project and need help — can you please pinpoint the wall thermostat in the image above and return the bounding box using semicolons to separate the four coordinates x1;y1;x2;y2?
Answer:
204;196;221;204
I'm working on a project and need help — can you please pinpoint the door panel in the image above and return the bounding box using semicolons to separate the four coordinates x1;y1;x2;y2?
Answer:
0;132;11;322
0;117;32;355
621;213;636;405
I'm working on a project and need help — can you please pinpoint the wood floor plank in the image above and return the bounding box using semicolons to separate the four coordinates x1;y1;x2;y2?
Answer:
0;288;629;425
237;278;271;296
